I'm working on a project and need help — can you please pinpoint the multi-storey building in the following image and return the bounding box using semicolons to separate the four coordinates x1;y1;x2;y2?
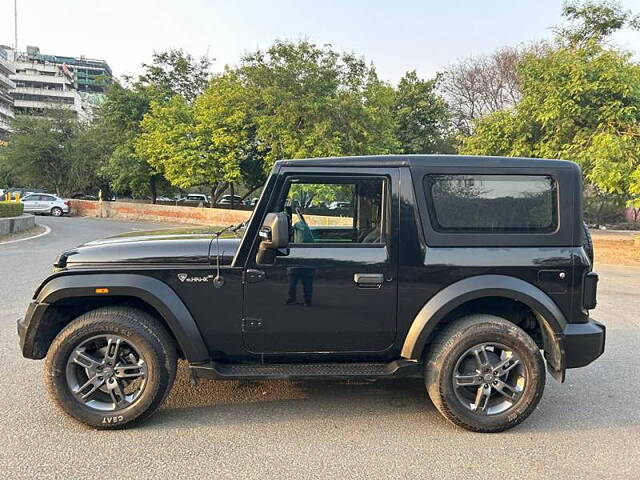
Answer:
0;47;15;142
2;46;90;122
28;48;113;95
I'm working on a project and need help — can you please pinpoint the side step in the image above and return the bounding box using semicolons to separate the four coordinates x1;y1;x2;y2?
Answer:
190;359;421;380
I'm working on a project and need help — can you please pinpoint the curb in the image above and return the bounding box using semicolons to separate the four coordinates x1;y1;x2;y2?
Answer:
0;224;51;245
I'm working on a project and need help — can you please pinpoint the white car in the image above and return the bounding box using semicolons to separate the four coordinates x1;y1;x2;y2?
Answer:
21;193;70;216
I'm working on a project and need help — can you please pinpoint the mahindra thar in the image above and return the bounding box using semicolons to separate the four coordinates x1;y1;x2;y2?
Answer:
17;155;604;432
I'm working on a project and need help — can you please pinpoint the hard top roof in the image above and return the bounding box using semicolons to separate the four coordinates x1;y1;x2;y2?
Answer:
276;154;578;170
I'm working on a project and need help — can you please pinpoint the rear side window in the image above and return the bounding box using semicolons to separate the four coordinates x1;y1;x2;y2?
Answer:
424;174;557;233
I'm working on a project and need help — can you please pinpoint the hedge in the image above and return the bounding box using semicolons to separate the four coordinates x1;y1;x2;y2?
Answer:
0;201;24;218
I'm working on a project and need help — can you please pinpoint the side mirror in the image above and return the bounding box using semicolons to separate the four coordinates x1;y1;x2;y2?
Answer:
259;212;289;249
256;212;290;265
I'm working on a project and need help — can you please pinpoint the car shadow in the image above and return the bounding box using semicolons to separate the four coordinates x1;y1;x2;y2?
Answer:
142;351;640;434
144;362;443;431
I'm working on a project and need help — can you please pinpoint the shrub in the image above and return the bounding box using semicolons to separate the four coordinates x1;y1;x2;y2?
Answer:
0;201;24;218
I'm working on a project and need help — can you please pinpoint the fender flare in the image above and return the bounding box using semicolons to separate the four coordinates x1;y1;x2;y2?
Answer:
400;275;567;374
33;273;210;363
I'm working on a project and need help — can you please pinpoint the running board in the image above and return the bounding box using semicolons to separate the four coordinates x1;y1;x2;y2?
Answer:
190;359;421;380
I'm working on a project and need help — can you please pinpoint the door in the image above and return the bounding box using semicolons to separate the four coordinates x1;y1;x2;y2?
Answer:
39;195;56;213
21;195;40;212
242;169;398;355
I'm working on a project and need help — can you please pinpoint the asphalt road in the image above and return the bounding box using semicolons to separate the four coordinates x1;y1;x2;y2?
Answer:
1;216;639;479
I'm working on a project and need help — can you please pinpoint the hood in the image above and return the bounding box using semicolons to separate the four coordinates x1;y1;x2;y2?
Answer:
59;227;242;268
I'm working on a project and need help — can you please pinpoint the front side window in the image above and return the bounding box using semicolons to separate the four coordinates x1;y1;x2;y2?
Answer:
280;177;387;244
425;174;557;233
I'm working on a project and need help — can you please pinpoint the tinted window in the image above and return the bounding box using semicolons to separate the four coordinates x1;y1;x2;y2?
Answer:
40;195;55;201
23;195;39;201
425;175;556;233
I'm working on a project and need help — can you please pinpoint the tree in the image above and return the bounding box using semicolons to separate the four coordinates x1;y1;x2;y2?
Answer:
393;70;453;154
441;46;535;135
100;48;210;202
138;49;212;102
98;82;166;202
136;72;258;204
461;1;640;206
1;109;102;196
237;40;400;170
556;0;640;46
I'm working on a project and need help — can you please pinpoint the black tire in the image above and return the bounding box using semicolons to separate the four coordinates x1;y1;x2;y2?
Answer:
45;306;177;429
51;207;64;217
425;314;545;433
583;222;594;267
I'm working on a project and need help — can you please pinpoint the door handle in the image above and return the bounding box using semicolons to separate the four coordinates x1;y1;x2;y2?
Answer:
245;269;265;283
354;273;384;288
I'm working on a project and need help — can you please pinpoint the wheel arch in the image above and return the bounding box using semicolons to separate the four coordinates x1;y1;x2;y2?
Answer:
25;274;209;363
401;275;567;380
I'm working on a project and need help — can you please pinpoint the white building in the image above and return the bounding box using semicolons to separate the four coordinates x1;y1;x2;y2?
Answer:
0;47;15;142
2;46;90;122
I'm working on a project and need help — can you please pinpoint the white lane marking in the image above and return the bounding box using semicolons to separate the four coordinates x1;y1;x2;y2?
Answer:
0;225;52;245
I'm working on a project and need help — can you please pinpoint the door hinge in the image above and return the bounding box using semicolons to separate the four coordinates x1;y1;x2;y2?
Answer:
242;317;264;332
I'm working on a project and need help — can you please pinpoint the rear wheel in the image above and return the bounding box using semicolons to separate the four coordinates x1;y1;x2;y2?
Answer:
51;207;63;217
425;314;545;432
45;306;177;429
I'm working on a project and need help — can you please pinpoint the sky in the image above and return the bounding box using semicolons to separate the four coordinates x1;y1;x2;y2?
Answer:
1;0;639;83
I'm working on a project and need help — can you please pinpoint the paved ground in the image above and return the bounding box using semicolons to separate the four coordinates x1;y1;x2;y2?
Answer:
1;216;638;479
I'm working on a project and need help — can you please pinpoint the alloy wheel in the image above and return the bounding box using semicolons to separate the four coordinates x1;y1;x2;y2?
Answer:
65;334;148;412
452;342;526;415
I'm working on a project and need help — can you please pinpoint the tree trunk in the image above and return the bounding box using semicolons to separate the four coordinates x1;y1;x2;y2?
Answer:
149;176;158;205
212;183;228;204
230;183;235;209
209;182;219;208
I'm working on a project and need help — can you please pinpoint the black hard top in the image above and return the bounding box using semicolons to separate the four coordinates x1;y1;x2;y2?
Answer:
276;154;579;171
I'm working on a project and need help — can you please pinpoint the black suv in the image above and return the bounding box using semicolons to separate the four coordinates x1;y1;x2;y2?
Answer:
18;155;604;432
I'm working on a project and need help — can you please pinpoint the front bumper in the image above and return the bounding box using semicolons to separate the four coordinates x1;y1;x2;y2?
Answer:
563;318;606;369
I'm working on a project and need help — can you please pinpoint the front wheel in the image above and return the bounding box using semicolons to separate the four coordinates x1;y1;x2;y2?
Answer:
45;306;177;429
425;314;545;432
51;207;64;217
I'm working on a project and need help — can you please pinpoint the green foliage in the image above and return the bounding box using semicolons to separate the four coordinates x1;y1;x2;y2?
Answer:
393;71;453;154
0;201;23;218
139;39;452;199
139;49;212;103
557;0;640;45
99;48;209;201
1;109;105;196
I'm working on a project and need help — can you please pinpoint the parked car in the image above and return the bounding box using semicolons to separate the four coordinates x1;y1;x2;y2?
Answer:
217;194;243;205
328;201;351;210
177;194;210;206
72;194;98;201
18;155;604;432
21;193;70;216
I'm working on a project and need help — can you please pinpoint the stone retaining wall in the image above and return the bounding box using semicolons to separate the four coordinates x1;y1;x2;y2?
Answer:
70;200;251;225
0;214;36;236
